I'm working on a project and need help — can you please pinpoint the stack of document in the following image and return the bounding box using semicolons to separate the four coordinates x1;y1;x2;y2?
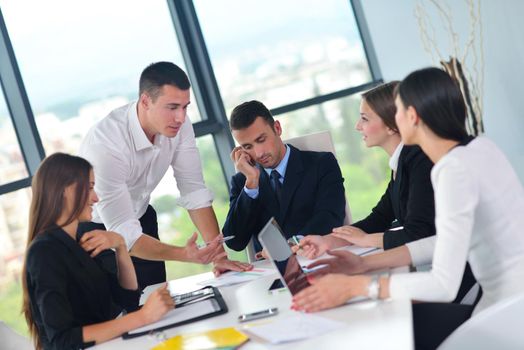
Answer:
243;313;345;344
128;299;220;336
197;268;275;287
297;245;379;267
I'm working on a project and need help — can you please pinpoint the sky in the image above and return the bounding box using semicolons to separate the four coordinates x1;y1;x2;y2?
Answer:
0;0;364;115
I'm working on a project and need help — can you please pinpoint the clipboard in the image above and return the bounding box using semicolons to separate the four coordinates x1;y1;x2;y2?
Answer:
123;286;228;339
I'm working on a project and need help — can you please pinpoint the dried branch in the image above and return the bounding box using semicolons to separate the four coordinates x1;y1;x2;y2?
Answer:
414;0;484;134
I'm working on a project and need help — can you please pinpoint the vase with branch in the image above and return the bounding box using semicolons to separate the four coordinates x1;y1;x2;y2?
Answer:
415;0;484;135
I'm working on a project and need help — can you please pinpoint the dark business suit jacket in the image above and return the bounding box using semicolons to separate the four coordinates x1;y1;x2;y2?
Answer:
352;145;436;249
26;228;139;350
223;145;346;251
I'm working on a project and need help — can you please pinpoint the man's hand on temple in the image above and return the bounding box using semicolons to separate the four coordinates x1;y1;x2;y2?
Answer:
231;146;260;189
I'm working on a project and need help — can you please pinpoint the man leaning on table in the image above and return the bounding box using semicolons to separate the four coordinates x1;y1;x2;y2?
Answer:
222;100;347;254
78;62;251;289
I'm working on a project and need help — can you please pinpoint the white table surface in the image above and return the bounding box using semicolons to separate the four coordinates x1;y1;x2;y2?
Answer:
93;259;413;350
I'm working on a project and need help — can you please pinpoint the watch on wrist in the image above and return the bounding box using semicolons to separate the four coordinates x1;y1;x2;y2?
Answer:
367;275;380;300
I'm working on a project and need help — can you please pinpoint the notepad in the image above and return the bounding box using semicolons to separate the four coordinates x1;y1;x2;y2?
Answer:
128;299;220;335
243;313;345;344
297;245;379;267
197;268;275;287
124;287;228;339
151;327;249;350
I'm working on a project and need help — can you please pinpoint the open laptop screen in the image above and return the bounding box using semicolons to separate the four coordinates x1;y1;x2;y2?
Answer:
258;218;311;295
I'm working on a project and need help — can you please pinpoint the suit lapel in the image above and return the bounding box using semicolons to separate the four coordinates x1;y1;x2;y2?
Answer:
279;146;304;222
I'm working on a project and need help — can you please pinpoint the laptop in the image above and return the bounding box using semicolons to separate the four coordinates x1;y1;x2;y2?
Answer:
259;217;370;305
258;218;320;295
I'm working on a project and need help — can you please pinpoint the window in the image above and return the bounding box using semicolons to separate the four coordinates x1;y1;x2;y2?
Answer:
152;135;247;281
0;187;31;335
0;0;381;337
0;89;28;185
1;0;203;156
194;0;373;114
278;94;389;222
0;0;208;335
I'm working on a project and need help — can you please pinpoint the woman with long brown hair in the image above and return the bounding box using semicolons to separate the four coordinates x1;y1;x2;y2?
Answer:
22;153;173;349
299;81;436;252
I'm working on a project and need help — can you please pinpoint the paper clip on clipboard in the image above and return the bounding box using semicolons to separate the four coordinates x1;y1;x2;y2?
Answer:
123;286;228;339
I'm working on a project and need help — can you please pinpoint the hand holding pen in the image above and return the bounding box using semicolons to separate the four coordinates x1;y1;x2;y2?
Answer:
197;235;235;249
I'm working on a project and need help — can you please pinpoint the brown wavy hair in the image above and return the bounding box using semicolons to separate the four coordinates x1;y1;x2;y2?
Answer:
362;81;400;133
21;153;92;350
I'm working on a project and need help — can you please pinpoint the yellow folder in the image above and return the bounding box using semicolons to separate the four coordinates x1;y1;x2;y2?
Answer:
152;327;249;350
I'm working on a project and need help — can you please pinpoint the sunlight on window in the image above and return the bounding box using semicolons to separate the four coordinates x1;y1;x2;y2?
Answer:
0;90;28;185
195;0;372;114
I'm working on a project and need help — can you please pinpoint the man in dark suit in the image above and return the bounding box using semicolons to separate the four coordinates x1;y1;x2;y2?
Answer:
223;100;346;253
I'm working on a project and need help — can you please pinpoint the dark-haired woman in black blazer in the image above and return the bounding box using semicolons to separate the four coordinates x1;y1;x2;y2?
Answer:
293;67;524;349
22;153;174;350
300;81;435;254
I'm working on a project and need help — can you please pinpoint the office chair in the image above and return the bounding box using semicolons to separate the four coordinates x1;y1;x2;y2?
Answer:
245;130;352;262
438;293;524;350
285;130;352;225
0;321;33;350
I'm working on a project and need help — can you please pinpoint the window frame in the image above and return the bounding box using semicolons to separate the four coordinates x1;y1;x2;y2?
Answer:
0;0;382;194
0;10;45;195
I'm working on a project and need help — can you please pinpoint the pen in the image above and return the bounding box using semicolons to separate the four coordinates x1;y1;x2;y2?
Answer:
287;235;304;250
268;288;288;294
197;235;235;249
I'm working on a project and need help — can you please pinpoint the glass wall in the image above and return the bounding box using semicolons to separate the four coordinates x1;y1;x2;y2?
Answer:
0;187;31;334
152;135;247;281
195;0;372;114
0;88;28;185
277;95;389;222
0;0;383;336
1;0;202;156
0;0;208;335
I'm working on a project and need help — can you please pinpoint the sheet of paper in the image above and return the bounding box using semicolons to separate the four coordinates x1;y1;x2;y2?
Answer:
244;313;345;344
197;268;276;287
128;299;219;335
297;245;379;267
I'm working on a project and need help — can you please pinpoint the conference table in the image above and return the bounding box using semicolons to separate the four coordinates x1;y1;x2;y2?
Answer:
93;259;413;350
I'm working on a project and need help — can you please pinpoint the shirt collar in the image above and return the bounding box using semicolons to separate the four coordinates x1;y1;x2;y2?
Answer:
129;101;155;152
264;144;290;178
389;142;404;172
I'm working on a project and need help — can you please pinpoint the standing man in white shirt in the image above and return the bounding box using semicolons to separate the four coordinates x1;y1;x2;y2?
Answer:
78;62;251;288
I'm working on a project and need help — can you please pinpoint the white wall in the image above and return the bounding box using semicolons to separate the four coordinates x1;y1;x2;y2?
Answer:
360;0;524;183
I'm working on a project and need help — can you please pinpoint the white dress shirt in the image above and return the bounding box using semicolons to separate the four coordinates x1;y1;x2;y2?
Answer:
388;142;404;172
390;137;524;314
79;102;213;249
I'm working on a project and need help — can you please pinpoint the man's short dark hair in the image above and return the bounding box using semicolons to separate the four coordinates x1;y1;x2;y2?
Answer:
229;100;275;130
139;62;190;101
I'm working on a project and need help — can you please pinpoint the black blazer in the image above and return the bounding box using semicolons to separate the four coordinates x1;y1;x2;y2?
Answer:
223;145;346;251
352;145;436;249
26;228;139;350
